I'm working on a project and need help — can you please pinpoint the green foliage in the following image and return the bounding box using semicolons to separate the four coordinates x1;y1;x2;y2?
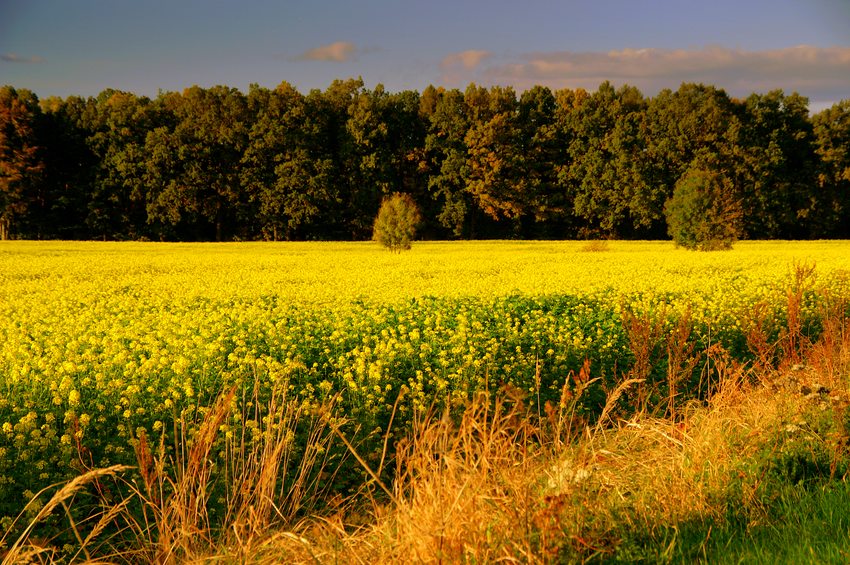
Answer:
143;85;250;241
242;83;337;241
613;483;850;564
565;82;657;236
664;166;743;250
518;85;565;224
372;192;422;251
2;80;850;241
465;91;522;220
0;86;44;240
812;100;850;237
423;87;472;237
737;91;816;238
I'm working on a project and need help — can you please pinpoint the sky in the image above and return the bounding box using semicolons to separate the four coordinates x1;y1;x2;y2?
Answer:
1;0;849;112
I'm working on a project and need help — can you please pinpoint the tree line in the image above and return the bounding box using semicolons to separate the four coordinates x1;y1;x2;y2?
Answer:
1;79;848;241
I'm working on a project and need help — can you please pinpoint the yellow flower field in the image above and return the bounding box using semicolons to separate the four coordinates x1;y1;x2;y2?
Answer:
3;240;848;304
0;240;849;528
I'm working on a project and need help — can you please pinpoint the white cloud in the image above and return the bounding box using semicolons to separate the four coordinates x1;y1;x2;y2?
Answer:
439;50;493;86
441;49;492;70
473;45;850;103
297;41;357;63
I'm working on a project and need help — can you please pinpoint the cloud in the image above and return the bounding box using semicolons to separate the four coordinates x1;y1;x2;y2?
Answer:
468;45;850;103
441;49;492;70
440;50;493;86
1;53;45;64
297;41;357;62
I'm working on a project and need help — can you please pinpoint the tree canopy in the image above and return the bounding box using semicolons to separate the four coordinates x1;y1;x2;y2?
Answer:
0;80;847;241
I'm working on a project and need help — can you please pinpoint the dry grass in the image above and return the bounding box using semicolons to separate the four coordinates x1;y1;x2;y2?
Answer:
0;465;130;565
1;377;340;564
7;366;846;564
123;379;340;564
238;356;839;564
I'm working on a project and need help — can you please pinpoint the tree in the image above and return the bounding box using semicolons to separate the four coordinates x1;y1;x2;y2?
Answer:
83;89;160;240
664;165;743;250
344;85;427;239
552;87;590;237
812;100;850;237
465;86;525;221
564;82;655;236
423;87;472;237
34;95;96;238
735;91;816;238
518;85;565;228
0;86;43;240
241;82;337;240
309;77;370;239
646;84;740;237
381;90;428;217
372;192;422;251
143;86;249;240
0;78;845;243
344;83;391;237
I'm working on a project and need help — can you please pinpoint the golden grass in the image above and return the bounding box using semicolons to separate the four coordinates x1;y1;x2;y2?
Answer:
0;465;130;565
7;342;848;563
205;329;847;564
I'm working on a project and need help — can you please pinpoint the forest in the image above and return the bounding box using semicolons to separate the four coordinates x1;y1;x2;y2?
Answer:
1;79;848;242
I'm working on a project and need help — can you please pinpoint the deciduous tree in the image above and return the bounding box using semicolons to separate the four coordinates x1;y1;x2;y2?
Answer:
242;82;336;240
465;86;525;221
736;91;816;238
424;87;472;237
144;86;249;240
812;100;850;237
665;164;743;250
84;89;159;239
0;86;43;240
372;192;422;251
645;83;741;237
518;85;565;228
565;82;654;236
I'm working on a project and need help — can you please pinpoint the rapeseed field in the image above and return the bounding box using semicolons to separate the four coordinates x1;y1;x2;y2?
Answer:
1;240;849;542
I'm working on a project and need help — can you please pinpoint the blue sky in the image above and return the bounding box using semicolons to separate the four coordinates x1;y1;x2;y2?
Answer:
2;0;849;110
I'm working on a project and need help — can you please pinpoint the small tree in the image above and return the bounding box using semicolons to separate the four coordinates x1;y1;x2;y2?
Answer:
372;192;422;251
664;166;743;250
